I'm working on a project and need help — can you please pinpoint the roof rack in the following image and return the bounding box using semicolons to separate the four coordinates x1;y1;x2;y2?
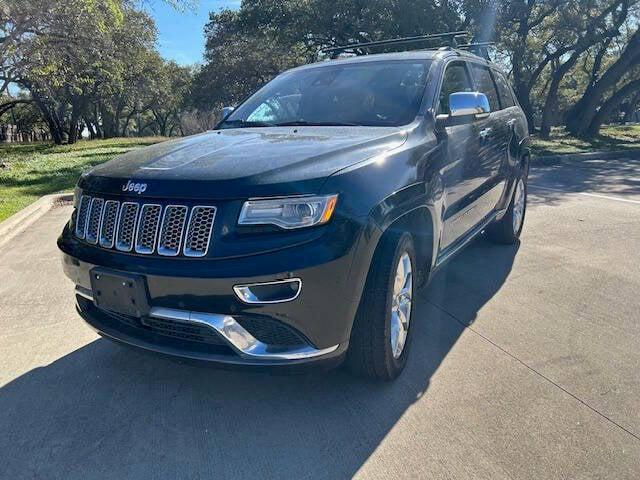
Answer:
457;42;496;60
322;31;470;59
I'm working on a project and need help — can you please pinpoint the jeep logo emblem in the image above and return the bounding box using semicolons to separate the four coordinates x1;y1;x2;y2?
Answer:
122;180;147;194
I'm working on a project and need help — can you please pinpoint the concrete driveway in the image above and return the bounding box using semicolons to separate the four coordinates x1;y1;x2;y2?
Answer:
1;156;639;479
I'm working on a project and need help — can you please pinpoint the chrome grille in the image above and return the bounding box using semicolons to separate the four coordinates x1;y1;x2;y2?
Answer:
184;206;217;257
85;198;104;244
135;204;162;254
74;196;215;257
115;202;139;252
99;200;119;248
75;195;91;239
158;205;188;256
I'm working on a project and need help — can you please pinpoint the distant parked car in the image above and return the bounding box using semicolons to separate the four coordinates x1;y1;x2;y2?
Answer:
58;37;530;381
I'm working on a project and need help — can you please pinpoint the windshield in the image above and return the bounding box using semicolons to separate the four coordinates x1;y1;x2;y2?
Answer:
220;60;432;128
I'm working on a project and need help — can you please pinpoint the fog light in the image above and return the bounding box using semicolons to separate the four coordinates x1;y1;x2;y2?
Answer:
233;278;302;304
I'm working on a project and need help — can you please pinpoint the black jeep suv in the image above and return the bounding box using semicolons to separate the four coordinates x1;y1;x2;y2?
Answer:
58;47;529;381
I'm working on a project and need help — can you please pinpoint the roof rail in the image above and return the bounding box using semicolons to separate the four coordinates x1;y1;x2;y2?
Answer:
322;31;470;59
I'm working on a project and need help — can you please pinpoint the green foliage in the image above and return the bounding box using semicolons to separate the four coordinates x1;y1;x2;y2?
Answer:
486;0;640;136
0;0;194;144
1;0;638;144
236;0;463;51
191;0;470;112
192;9;307;110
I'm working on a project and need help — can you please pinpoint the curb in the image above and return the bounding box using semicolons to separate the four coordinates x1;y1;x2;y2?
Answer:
533;150;640;165
0;193;73;249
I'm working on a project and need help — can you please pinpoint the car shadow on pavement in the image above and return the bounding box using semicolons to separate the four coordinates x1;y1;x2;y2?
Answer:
527;156;640;206
0;236;517;479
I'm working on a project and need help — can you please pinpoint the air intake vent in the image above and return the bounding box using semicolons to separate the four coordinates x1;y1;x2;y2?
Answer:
135;204;162;254
73;196;215;258
184;206;216;257
85;198;104;244
116;202;140;252
75;195;92;239
99;200;120;248
157;205;188;256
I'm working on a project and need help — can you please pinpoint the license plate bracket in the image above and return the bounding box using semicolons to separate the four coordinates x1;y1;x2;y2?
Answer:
90;268;150;317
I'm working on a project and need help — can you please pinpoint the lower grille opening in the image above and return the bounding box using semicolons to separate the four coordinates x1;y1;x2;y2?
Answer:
235;316;307;347
80;296;309;352
141;316;227;345
81;299;235;356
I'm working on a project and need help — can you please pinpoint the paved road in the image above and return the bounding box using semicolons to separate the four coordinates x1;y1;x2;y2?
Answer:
1;157;639;479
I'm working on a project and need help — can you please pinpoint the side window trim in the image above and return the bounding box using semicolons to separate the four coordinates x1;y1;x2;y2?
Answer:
433;59;474;115
488;69;505;111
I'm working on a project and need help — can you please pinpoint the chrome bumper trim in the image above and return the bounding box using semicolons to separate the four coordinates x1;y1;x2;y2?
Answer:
74;286;338;360
150;307;338;360
76;285;94;301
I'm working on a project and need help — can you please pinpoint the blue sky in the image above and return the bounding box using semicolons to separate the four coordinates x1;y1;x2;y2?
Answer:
145;0;241;65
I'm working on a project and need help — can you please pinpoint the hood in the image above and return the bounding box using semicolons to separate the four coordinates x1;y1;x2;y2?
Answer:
80;127;407;200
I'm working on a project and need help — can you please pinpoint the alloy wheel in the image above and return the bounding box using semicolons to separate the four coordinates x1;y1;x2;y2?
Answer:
390;252;413;359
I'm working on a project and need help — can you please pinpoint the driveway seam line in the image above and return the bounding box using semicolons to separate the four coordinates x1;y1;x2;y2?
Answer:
426;300;640;443
529;184;640;205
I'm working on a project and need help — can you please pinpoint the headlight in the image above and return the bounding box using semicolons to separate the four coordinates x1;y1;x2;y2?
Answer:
238;194;338;229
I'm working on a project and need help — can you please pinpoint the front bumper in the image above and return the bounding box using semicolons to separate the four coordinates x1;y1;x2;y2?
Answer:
58;218;372;368
75;293;348;369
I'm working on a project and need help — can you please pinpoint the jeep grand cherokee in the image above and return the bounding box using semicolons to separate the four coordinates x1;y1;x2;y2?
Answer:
58;47;529;381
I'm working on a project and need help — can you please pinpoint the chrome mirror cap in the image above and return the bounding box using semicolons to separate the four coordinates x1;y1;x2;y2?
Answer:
449;92;491;119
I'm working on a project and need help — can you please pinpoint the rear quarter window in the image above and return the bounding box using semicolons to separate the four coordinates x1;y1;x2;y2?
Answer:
493;71;516;109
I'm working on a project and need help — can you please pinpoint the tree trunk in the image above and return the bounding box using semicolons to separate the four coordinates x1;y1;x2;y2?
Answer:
622;92;640;123
68;101;82;144
84;118;97;139
31;91;64;145
566;29;640;136
540;52;581;139
122;110;136;137
586;79;640;136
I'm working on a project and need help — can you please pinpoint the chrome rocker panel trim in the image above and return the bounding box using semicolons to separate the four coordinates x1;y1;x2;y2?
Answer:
75;286;338;361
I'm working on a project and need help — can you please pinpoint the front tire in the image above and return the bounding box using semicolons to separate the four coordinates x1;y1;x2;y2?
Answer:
486;174;527;244
346;231;415;381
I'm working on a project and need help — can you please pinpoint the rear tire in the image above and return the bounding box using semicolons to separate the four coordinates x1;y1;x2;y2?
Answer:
346;231;415;381
486;174;527;245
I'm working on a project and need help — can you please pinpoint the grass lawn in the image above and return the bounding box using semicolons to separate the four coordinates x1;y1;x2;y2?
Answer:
531;124;640;157
0;137;166;222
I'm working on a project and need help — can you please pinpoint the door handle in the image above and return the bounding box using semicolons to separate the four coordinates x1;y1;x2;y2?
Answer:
479;128;492;139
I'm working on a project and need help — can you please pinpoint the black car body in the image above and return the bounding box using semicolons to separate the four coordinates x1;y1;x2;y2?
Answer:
58;48;530;380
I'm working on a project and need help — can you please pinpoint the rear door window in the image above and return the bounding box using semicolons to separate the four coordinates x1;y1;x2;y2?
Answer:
470;64;500;113
438;62;474;114
493;71;516;109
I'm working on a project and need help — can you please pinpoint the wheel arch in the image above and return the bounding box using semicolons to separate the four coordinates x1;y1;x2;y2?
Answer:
379;206;436;287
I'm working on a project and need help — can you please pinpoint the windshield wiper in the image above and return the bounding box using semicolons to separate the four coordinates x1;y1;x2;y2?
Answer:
273;121;360;127
220;120;275;128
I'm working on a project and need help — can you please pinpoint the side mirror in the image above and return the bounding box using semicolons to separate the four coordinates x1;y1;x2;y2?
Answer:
436;92;491;127
221;106;235;120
